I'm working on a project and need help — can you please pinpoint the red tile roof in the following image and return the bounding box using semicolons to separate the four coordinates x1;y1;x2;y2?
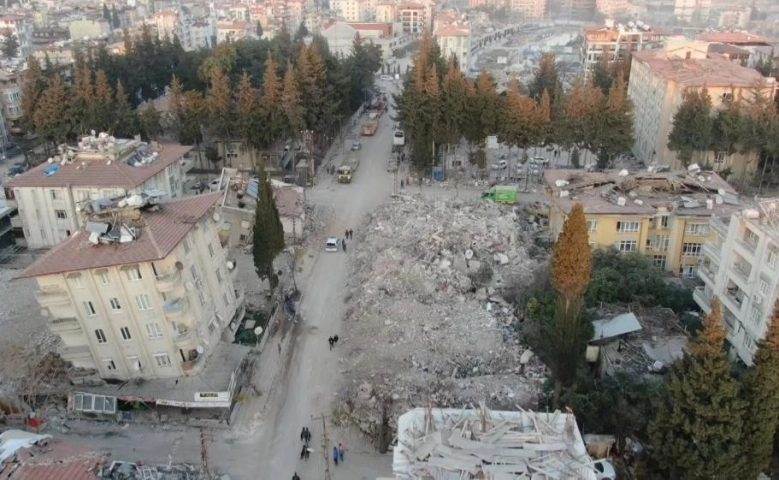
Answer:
347;22;393;36
435;24;469;37
16;192;222;279
6;144;192;189
696;32;772;45
632;49;770;87
0;440;105;480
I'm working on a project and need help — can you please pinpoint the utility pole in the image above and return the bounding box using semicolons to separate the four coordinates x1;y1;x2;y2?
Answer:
312;414;332;480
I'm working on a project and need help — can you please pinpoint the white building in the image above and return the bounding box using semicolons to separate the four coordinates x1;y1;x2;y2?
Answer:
435;24;471;72
581;20;673;78
216;20;250;44
16;192;246;381
694;201;779;365
331;0;365;22
0;15;33;58
673;0;711;22
3;135;191;249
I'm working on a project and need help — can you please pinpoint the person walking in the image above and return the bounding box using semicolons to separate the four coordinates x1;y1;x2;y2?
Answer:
338;443;345;463
333;335;339;345
293;473;301;480
305;428;312;443
333;446;339;466
300;427;306;442
300;444;307;460
344;229;349;239
328;336;335;350
342;240;347;252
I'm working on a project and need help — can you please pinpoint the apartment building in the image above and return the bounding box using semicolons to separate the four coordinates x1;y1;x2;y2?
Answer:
15;192;246;382
68;19;111;41
717;6;751;28
331;0;365;22
674;0;711;22
543;169;741;277
627;41;778;178
435;24;471;72
595;0;628;16
509;0;548;19
695;32;774;68
581;20;672;78
191;19;215;50
0;15;33;58
4;134;191;249
693;201;779;365
0;68;23;126
376;2;397;22
399;3;429;33
216;20;251;43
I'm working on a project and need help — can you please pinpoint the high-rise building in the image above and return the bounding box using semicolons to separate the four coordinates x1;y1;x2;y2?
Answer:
581;20;672;78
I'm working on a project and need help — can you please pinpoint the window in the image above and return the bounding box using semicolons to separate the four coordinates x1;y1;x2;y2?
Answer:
55;209;67;219
208;317;218;335
744;334;755;350
154;353;172;367
616;221;640;233
103;359;116;371
70;275;83;288
682;243;702;256
109;297;122;312
768;249;778;268
135;294;152;311
145;322;163;339
83;301;96;316
652;255;666;269
223;292;230;307
750;307;761;324
208;242;215;257
98;271;110;285
216;268;223;284
119;326;132;341
183;238;191;253
680;265;698;278
73;393;116;414
50;189;58;199
127;356;141;371
760;279;770;296
190;265;200;282
617;240;637;252
125;266;142;281
95;329;107;343
586;220;597;233
658;215;669;229
685;223;709;236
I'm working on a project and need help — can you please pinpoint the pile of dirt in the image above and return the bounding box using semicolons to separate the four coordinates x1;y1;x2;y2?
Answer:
336;195;549;441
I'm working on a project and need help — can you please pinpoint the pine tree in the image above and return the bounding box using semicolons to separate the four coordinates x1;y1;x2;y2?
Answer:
1;29;20;58
111;5;121;29
280;62;304;142
205;67;233;153
499;78;542;155
113;80;138;138
103;3;111;21
548;203;591;407
139;104;162;141
33;75;70;144
528;52;560;102
70;48;95;133
252;161;285;289
255;21;263;38
235;72;259;162
20;56;43;132
648;298;745;479
92;69;114;129
564;76;603;163
439;59;469;151
259;56;283;147
668;87;713;166
743;301;779;479
591;50;613;95
594;74;634;168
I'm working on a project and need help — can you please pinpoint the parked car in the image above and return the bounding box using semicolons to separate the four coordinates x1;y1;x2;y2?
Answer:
325;237;341;252
351;141;362;151
593;459;616;480
8;161;29;176
491;159;508;170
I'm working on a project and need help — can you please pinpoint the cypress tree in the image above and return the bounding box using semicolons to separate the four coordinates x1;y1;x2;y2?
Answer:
252;161;285;290
743;301;779;479
648;298;745;479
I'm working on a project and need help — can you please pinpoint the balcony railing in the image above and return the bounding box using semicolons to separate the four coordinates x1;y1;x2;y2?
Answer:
35;287;71;306
710;216;729;237
155;268;181;292
732;262;752;281
702;242;721;261
699;264;716;284
163;297;190;318
47;316;81;332
172;326;194;344
693;286;710;311
738;238;757;254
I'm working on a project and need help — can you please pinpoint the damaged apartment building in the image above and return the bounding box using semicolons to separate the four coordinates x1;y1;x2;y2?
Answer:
3;132;192;248
14;190;250;416
543;167;742;278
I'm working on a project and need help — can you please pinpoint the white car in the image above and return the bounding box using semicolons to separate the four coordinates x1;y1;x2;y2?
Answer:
380;74;393;81
593;459;616;480
491;159;508;170
325;237;340;252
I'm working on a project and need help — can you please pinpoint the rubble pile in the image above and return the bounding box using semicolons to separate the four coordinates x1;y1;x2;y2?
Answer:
338;196;548;438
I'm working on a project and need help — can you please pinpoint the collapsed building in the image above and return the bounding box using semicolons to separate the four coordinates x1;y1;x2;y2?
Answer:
543;167;742;278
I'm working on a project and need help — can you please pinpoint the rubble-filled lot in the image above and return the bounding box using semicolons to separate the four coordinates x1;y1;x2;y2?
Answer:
336;195;549;438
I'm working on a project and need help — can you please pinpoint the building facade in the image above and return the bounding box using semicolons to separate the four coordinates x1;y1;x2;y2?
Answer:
673;0;711;22
0;68;23;125
627;41;778;177
0;15;33;57
693;202;779;365
581;20;672;78
435;25;471;72
399;3;428;33
595;0;628;16
509;0;548;18
16;193;245;381
4;135;191;249
544;169;741;277
331;0;365;22
216;20;251;43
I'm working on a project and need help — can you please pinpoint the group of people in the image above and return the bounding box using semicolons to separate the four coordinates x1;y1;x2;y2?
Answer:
344;229;354;239
328;335;340;350
333;443;345;466
299;427;312;461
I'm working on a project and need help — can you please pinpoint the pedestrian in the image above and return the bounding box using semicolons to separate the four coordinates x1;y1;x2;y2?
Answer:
300;444;307;460
328;336;334;350
300;427;306;441
333;446;339;466
400;179;404;188
293;473;301;480
348;229;353;239
305;447;310;460
338;443;345;462
333;335;339;345
344;229;349;239
342;240;347;252
306;428;312;443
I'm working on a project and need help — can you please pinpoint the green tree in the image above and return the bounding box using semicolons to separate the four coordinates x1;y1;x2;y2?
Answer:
648;298;745;479
139;103;162;141
280;62;304;142
234;72;259;162
548;203;591;407
463;70;498;169
113;80;138;138
668;87;713;166
591;51;614;95
742;301;779;479
1;29;20;58
564;76;603;164
111;5;121;29
70;49;95;133
294;22;309;43
258;55;283;147
20;56;44;132
255;21;264;38
205;67;233;154
594;74;634;168
439;59;470;156
103;3;111;21
252;161;285;289
33;75;70;145
92;69;114;130
528;52;561;102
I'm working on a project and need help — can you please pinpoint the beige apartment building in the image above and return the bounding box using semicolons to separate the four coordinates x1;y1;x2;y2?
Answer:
16;192;246;382
68;19;111;40
4;134;191;249
694;201;779;365
627;41;778;178
331;0;365;22
674;0;710;22
581;20;673;78
595;0;628;16
376;2;397;22
435;24;471;72
399;3;428;33
544;169;741;277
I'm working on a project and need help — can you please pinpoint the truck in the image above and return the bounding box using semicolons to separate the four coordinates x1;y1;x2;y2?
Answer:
481;185;518;204
337;156;360;183
361;120;378;136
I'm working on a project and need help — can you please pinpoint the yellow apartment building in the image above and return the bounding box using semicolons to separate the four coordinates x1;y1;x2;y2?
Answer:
543;169;743;277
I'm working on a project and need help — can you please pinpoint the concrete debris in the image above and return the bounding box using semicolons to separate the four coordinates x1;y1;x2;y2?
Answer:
339;196;548;440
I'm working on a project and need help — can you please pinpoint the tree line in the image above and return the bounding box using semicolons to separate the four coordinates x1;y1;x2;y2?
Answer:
394;34;634;172
21;24;382;160
528;203;779;479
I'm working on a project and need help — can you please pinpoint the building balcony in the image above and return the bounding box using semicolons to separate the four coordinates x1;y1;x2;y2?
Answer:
732;262;752;282
35;287;71;307
10;215;22;228
693;286;711;311
172;325;195;346
155;268;181;293
163;297;190;319
710;216;729;238
47;316;81;333
698;264;717;285
723;289;744;313
181;354;204;375
738;238;757;255
58;344;91;361
701;242;721;261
